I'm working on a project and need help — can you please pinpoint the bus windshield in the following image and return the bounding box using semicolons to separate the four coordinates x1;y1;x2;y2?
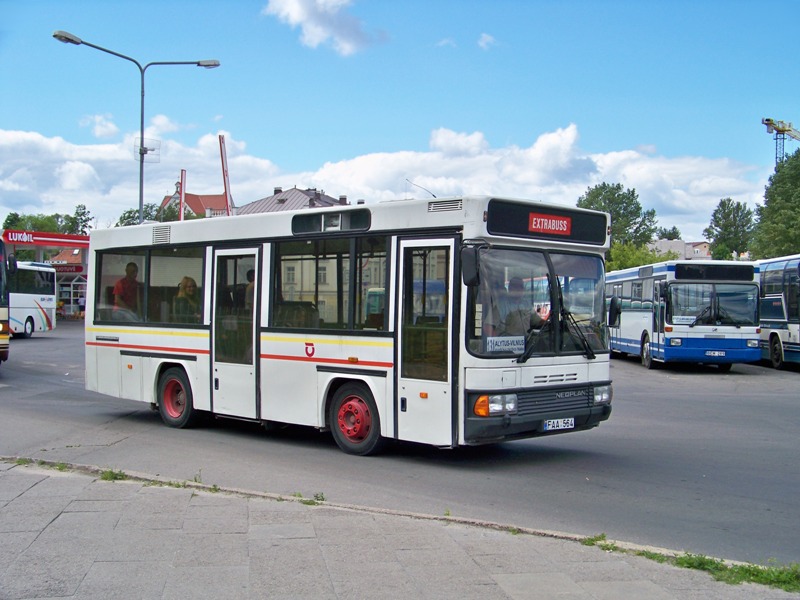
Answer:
668;283;759;327
467;247;606;358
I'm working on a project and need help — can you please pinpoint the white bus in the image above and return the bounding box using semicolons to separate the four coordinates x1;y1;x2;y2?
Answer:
85;196;613;455
606;260;760;371
756;253;800;369
8;261;57;338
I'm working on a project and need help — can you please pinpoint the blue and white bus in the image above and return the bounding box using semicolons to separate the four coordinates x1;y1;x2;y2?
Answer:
756;253;800;369
606;260;760;371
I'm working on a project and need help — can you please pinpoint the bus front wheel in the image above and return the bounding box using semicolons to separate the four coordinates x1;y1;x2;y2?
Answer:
770;336;785;370
157;368;198;428
23;317;34;338
641;334;657;370
329;383;385;456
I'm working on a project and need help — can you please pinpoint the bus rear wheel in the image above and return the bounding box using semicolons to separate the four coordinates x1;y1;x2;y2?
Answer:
770;336;785;370
157;368;198;428
23;317;34;338
329;383;385;456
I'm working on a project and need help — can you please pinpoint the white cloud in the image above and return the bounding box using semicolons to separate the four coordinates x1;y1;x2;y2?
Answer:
263;0;376;56
79;114;120;138
436;38;456;48
478;33;496;50
0;125;767;239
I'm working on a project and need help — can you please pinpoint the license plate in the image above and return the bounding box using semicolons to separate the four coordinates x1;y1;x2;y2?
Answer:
705;350;726;357
543;418;575;431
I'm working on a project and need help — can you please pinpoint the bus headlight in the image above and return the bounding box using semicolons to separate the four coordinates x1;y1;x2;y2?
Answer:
669;338;682;346
593;384;613;405
747;339;759;348
474;394;518;417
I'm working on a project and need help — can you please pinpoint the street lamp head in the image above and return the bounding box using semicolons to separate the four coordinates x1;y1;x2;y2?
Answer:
53;30;82;45
197;60;221;69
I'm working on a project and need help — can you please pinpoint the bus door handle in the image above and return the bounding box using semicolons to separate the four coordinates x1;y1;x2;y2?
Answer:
400;397;407;412
214;378;219;390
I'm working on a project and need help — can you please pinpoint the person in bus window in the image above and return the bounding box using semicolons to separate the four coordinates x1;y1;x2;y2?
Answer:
244;269;255;311
502;277;544;335
112;262;141;321
174;276;200;323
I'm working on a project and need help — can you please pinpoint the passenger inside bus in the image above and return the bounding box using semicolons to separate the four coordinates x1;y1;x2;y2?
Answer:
173;276;201;323
112;262;141;321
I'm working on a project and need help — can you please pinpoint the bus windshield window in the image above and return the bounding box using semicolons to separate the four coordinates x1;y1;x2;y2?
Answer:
466;248;606;357
668;283;758;326
550;253;607;355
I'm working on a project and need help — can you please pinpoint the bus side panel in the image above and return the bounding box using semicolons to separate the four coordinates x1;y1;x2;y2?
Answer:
260;332;394;429
611;310;651;356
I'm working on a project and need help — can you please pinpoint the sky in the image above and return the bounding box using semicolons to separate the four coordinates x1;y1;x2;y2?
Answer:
1;0;798;240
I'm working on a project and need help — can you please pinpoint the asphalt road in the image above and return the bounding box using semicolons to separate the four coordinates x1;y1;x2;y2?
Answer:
1;319;798;566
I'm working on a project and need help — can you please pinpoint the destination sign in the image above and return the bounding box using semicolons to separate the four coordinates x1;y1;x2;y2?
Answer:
486;199;608;245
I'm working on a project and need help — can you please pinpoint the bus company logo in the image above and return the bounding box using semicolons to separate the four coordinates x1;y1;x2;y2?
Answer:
555;389;588;399
6;231;34;243
528;213;572;236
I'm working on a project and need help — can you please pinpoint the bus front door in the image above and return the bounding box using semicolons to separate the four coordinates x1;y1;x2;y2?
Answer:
211;249;258;419
396;239;455;446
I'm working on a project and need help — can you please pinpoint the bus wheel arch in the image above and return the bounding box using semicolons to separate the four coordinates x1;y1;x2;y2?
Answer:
157;366;198;428
769;334;785;370
327;380;385;456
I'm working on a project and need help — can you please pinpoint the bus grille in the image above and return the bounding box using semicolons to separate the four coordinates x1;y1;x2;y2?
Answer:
428;199;463;212
516;386;591;417
152;226;171;245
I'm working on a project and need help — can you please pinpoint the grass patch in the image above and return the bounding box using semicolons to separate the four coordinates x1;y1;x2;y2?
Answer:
15;458;32;465
99;469;127;481
583;534;800;593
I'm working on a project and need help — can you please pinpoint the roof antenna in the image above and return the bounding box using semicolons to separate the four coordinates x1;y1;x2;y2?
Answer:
405;178;436;198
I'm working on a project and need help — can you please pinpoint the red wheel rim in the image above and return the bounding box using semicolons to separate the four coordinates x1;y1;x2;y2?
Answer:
163;378;186;419
336;395;372;443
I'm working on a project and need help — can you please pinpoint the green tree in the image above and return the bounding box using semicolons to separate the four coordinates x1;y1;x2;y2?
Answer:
750;148;800;259
577;183;657;248
656;226;682;240
702;198;754;260
63;204;93;235
606;242;678;272
115;203;160;227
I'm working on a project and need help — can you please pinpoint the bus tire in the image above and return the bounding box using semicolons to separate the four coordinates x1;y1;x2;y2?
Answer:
641;334;657;370
23;317;34;338
329;383;385;456
157;368;198;428
769;336;785;370
717;363;732;373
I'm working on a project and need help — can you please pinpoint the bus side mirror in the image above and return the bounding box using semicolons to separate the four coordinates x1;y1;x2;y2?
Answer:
6;253;17;274
608;295;621;327
461;247;479;286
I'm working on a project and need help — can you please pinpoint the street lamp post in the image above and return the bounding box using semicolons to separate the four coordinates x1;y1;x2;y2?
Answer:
53;30;220;224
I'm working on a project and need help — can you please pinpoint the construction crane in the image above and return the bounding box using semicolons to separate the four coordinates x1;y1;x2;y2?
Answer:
762;117;800;165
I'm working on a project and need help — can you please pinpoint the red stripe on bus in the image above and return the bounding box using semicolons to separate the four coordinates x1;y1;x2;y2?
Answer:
86;341;210;355
260;353;393;369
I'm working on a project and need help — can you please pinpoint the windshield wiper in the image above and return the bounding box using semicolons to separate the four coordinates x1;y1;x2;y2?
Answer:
516;315;552;364
562;306;596;360
689;304;713;327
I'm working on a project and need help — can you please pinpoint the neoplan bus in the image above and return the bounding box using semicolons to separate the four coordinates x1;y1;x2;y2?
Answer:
757;253;800;369
8;261;57;338
85;196;613;455
0;238;15;367
606;260;760;371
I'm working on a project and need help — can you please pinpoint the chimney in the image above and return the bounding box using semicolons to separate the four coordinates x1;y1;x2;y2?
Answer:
339;195;348;205
274;186;282;195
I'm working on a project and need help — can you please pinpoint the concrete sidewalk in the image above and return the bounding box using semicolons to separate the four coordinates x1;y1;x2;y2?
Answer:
0;461;796;600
